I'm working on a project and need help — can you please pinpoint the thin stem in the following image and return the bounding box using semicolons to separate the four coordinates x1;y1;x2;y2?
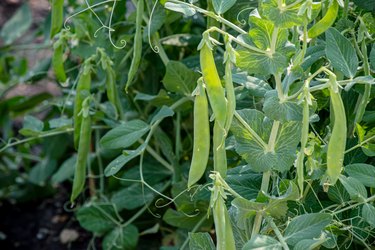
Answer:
332;195;375;215
344;135;375;154
267;121;280;152
270;27;279;54
180;215;207;250
274;74;285;102
206;27;266;54
267;217;290;250
168;0;247;35
234;111;268;149
145;143;174;171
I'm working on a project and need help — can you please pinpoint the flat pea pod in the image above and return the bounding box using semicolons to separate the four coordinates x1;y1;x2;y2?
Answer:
125;0;144;92
213;195;235;250
106;67;123;119
50;0;64;38
200;43;227;128
188;79;210;188
224;50;235;132
307;0;338;38
52;41;67;83
71;98;92;203
326;76;347;185
213;120;227;178
74;62;92;149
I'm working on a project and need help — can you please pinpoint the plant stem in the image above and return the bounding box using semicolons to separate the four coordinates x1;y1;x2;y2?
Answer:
180;215;207;250
267;121;280;152
234;111;268;149
267;217;290;250
332;194;375;215
344;135;375;154
274;74;285;102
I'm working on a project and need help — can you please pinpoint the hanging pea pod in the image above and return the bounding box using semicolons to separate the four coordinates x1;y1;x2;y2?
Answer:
71;97;92;203
106;67;123;119
125;0;144;92
188;78;210;188
307;0;339;38
200;42;227;128
213;121;227;178
223;37;236;132
50;0;64;38
325;75;347;186
52;40;67;83
74;60;93;149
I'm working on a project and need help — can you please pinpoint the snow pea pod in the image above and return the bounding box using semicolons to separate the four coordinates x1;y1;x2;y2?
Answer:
52;41;67;83
125;0;144;92
307;0;338;38
74;62;92;149
212;194;235;250
326;75;347;185
188;78;210;188
71;98;92;203
200;43;227;128
213;120;227;178
50;0;64;38
106;67;122;119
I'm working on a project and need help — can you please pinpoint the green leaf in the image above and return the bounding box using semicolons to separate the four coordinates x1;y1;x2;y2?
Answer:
226;166;262;200
76;204;118;235
353;0;375;12
327;181;350;204
51;154;77;184
231;197;264;229
150;105;174;124
29;158;57;186
145;2;166;38
162;61;199;95
232;72;272;97
231;109;301;172
111;182;168;210
260;0;304;28
236;49;288;75
263;90;303;122
345;163;375;188
164;2;196;17
212;0;236;14
48;117;72;129
189;232;215;250
284;213;332;246
163;208;211;230
243;235;282;250
339;175;368;202
301;45;325;70
0;3;32;45
362;203;375;228
102;225;139;250
104;146;145;176
19;115;44;136
325;28;358;78
100;120;150;150
294;238;327;250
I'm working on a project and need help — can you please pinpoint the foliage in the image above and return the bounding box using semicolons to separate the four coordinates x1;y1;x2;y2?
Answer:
1;0;375;249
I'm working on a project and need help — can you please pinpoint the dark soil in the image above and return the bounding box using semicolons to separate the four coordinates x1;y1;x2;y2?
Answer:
0;185;95;250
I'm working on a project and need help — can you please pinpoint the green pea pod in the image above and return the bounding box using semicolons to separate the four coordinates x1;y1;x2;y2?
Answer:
188;79;210;188
106;67;122;119
307;0;338;38
224;53;235;132
50;0;64;38
71;98;92;203
200;43;227;128
74;62;92;149
125;0;144;92
52;42;67;83
213;120;227;178
213;195;235;250
326;76;347;185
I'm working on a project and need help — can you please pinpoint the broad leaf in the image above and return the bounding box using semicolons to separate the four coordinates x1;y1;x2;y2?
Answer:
212;0;236;14
51;154;77;184
162;61;199;95
232;71;272;97
164;2;196;17
19;115;44;136
163;208;211;230
325;28;358;78
232;197;264;229
0;3;32;45
327;181;350;204
345;163;375;188
231;109;301;172
362;203;375;228
370;44;375;72
100;120;149;150
76;204;118;235
339;175;367;202
260;0;304;28
102;225;139;250
104;145;145;176
189;232;215;250
284;213;332;246
243;235;282;250
225;166;262;200
150;105;174;124
263;90;303;122
294;238;327;250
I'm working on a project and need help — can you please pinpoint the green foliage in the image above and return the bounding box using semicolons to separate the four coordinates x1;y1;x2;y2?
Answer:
1;0;375;249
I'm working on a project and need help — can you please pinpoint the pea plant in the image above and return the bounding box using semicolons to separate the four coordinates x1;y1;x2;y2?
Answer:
1;0;375;249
